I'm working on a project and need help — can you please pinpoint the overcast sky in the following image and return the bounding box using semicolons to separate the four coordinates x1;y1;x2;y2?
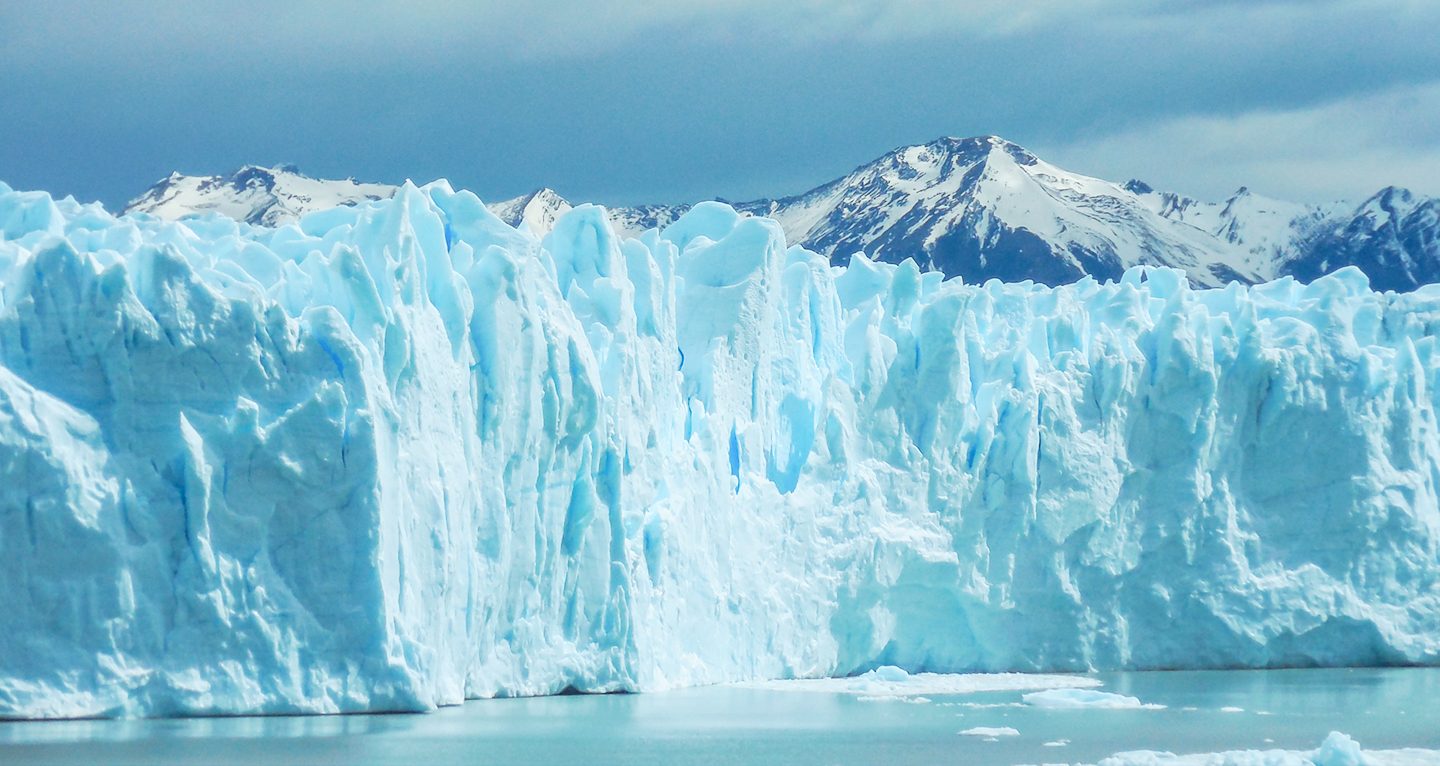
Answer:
3;1;1438;210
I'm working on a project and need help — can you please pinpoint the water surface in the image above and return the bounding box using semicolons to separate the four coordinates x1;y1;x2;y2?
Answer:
2;668;1437;765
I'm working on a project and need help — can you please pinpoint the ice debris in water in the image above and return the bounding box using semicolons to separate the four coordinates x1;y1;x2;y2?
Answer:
1023;689;1158;710
960;726;1020;738
743;672;1098;697
856;694;931;704
3;181;1440;719
1313;732;1366;766
872;665;911;683
1093;731;1430;766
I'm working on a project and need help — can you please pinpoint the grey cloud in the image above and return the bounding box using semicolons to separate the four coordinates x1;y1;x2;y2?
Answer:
1040;80;1440;202
2;1;1436;211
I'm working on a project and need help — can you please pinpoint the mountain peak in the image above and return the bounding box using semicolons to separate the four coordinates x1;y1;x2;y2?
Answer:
524;187;567;204
226;166;279;194
845;136;1041;196
1356;185;1422;226
491;187;575;236
1375;185;1416;206
917;135;1037;166
126;165;394;226
229;163;302;175
989;136;1043;168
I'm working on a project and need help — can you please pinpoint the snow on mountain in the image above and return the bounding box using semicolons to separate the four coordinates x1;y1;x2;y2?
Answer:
120;138;1440;292
488;187;574;237
608;203;691;240
5;179;1440;718
126;165;394;227
740;136;1259;287
1287;187;1440;292
1126;182;1340;275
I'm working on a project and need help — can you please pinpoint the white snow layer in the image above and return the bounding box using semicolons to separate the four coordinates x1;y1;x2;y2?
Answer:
1;180;1440;719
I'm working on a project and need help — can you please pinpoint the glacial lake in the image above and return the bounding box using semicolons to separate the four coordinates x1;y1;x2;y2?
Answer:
1;668;1437;765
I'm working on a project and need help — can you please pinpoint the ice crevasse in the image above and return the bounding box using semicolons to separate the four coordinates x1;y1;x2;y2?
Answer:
1;179;1438;718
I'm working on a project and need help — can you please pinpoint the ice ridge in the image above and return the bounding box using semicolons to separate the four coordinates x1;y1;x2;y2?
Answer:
1;180;1439;718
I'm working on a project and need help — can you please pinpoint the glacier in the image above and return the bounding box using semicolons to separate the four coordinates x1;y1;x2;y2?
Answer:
1;177;1439;719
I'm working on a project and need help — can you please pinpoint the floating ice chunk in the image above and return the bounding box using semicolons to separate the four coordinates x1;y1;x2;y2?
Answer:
1023;689;1159;710
960;726;1020;738
872;665;910;683
1313;732;1365;766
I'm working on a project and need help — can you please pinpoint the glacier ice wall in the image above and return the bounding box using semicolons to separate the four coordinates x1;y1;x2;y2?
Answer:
1;179;1439;718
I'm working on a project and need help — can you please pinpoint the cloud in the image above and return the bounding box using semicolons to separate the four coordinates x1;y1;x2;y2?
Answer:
3;1;1438;210
2;0;1399;68
1038;80;1440;202
1;1;1082;74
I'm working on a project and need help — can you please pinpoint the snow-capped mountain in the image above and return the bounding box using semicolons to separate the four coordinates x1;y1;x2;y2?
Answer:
1124;181;1343;279
1286;187;1440;292
127;165;394;227
732;136;1259;287
488;187;574;237
123;138;1440;290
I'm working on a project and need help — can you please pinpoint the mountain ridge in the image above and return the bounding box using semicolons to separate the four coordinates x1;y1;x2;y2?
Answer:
122;137;1440;291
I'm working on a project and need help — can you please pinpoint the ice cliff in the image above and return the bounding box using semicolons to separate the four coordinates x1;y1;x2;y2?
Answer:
2;179;1439;719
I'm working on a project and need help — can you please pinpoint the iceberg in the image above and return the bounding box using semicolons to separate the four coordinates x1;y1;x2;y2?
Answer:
959;726;1020;738
1;179;1439;719
1022;689;1154;710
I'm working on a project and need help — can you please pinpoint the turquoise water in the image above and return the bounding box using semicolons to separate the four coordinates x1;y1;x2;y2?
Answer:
1;668;1437;765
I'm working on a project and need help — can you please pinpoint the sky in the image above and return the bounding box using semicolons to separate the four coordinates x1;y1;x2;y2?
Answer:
3;1;1439;211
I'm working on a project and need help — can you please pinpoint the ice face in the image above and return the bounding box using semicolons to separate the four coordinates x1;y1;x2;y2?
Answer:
1;181;1438;719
